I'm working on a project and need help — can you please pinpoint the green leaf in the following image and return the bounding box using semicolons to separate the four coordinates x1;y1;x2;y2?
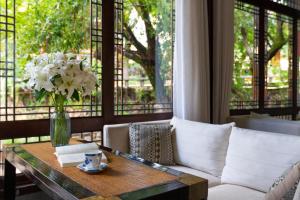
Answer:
79;58;87;70
52;74;61;79
71;90;80;101
80;61;83;70
34;89;47;102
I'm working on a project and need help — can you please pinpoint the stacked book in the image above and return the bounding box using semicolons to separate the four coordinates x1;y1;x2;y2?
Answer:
55;143;107;167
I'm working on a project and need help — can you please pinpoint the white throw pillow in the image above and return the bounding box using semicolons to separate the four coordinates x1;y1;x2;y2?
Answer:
222;127;300;193
170;117;235;177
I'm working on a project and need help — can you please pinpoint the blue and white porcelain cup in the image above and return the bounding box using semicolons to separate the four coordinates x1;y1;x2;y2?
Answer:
84;152;102;170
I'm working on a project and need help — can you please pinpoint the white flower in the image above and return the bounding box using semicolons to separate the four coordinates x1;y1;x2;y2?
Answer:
59;75;77;99
34;69;54;92
44;64;59;77
81;72;97;96
24;52;97;101
25;62;37;79
54;52;65;61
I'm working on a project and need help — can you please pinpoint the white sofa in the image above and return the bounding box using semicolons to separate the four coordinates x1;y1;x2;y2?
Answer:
103;117;300;200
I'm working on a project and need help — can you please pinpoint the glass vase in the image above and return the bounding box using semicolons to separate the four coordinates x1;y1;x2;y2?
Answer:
50;111;71;147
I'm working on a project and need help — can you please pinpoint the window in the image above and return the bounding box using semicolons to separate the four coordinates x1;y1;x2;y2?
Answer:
0;0;174;145
0;0;102;121
265;11;293;108
231;2;259;109
0;0;174;123
231;0;300;119
114;0;174;115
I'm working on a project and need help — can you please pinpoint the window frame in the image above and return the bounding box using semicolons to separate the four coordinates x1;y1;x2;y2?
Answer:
0;0;173;142
230;0;300;120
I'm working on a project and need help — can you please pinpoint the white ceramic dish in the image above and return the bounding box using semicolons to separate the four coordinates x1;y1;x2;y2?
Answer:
77;162;108;174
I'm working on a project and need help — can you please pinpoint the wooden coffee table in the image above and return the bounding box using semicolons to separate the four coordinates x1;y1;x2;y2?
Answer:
4;142;207;200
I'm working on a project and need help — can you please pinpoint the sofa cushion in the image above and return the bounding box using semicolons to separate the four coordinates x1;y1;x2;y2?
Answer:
222;127;300;193
168;165;221;187
129;123;174;165
170;117;234;177
208;184;265;200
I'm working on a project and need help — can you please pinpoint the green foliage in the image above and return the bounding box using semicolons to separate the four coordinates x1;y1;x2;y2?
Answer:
13;0;92;110
232;5;291;107
34;88;47;102
123;0;173;101
136;89;155;103
16;0;90;54
71;90;80;102
15;0;90;82
2;0;172;118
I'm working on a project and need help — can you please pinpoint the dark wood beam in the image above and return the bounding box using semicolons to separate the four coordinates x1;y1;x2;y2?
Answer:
240;0;300;18
258;7;266;111
230;107;295;116
208;0;213;123
0;117;103;140
102;0;115;124
292;18;298;120
111;113;173;124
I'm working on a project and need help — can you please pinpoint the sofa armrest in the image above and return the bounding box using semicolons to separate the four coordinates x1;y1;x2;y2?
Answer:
103;124;130;153
103;120;171;153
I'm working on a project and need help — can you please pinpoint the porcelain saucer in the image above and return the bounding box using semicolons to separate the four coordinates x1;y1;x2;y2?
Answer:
77;162;108;174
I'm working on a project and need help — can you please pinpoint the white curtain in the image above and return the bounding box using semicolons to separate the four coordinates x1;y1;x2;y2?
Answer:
212;0;234;123
173;0;210;122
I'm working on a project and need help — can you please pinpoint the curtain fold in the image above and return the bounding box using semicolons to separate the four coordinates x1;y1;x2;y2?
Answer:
173;0;210;122
212;0;235;123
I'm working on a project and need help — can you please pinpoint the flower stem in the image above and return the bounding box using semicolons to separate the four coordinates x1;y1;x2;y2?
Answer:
53;112;69;146
51;94;70;147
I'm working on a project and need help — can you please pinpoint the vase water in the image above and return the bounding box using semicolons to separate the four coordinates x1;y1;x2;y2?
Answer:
50;111;71;147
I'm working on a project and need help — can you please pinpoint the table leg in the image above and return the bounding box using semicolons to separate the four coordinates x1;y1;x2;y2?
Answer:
4;159;16;200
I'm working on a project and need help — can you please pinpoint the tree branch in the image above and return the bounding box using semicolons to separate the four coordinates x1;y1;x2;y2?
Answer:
266;38;288;62
265;15;288;62
134;1;156;55
123;22;147;55
115;45;152;67
241;27;253;60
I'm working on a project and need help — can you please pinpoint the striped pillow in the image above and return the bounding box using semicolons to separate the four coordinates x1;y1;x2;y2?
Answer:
129;123;174;165
265;162;300;200
294;182;300;200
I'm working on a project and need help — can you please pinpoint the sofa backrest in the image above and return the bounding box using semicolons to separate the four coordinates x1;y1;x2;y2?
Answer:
229;115;300;136
104;117;235;177
103;120;171;153
170;117;235;177
222;127;300;193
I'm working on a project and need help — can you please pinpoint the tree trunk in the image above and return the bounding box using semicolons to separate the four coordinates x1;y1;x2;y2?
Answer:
141;60;166;103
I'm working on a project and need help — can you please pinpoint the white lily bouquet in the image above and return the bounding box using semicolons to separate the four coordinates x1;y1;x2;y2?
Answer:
25;52;97;146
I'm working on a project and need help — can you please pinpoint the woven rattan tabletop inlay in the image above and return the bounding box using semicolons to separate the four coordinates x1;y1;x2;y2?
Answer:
21;142;177;198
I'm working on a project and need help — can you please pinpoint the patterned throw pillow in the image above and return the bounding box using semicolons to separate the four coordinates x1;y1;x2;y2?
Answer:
265;162;300;200
294;182;300;200
129;123;174;165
